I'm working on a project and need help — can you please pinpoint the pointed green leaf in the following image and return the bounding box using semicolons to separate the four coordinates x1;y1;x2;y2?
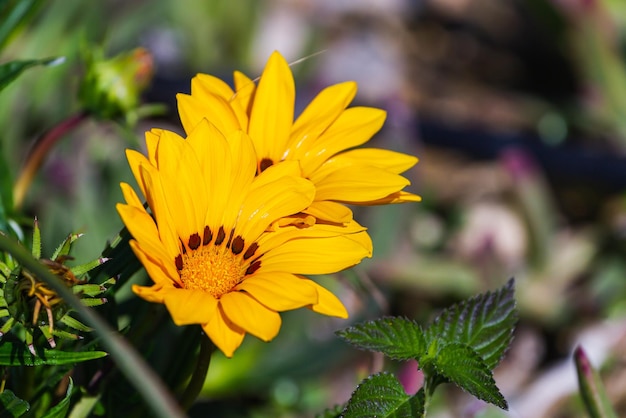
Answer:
0;342;106;366
41;377;73;418
336;317;427;360
0;390;29;417
342;372;424;418
0;57;64;94
434;342;507;410
574;345;618;418
426;278;517;369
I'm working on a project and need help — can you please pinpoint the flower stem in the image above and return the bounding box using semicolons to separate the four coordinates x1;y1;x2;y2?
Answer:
13;111;88;210
179;334;215;411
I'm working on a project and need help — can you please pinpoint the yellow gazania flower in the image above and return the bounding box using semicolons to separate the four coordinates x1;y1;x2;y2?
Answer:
116;119;372;357
177;51;421;224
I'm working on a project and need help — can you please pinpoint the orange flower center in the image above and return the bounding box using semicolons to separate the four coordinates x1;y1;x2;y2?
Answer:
179;245;245;298
175;226;262;298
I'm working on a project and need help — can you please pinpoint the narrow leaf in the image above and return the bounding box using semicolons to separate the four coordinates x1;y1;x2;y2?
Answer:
434;342;507;410
425;278;517;369
336;317;427;360
41;377;73;418
0;390;29;417
0;0;44;49
574;345;618;418
0;57;64;93
0;342;106;366
342;372;424;418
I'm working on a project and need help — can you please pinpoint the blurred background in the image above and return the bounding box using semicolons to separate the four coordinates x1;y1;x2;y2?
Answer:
2;0;626;416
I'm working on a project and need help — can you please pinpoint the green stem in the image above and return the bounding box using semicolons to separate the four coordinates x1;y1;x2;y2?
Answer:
0;234;186;418
178;334;215;411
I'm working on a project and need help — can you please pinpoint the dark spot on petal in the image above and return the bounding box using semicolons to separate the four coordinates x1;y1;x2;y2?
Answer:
231;236;245;255
215;226;226;246
175;255;183;271
188;233;201;250
179;238;187;254
243;242;259;260
203;226;212;245
245;260;262;275
259;158;274;173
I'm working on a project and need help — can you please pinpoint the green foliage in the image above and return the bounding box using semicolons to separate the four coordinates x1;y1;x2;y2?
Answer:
425;278;517;369
574;345;618;418
432;343;507;409
336;317;426;361
40;378;73;418
342;373;424;418
0;390;29;417
0;342;107;366
337;279;517;416
0;58;64;94
0;0;44;50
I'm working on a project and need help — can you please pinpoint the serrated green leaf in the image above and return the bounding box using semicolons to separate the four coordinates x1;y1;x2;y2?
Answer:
425;278;517;369
0;342;107;366
0;57;64;94
336;317;427;360
342;372;424;418
434;342;507;410
40;377;73;418
0;390;29;417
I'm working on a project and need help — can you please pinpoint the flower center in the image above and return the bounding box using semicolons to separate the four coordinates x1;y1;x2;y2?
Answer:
175;226;262;298
179;245;245;298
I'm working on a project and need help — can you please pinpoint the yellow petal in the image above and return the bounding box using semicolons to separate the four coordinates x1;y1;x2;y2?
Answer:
302;201;353;224
299;107;386;176
202;305;245;358
305;279;349;318
129;240;181;287
192;73;249;129
132;283;166;303
125;149;152;198
177;93;241;136
163;288;218;325
145;129;162;166
220;291;281;341
288;81;357;159
248;51;295;161
329;148;418;174
311;165;411;203
259;231;372;275
235;272;318;311
120;182;143;210
353;191;422;205
232;70;256;121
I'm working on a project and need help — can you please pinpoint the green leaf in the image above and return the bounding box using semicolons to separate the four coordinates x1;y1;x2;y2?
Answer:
574;345;618;418
336;317;427;361
434;342;507;410
342;372;424;418
40;378;73;418
425;278;517;369
0;342;107;366
0;57;64;94
0;390;29;417
0;0;44;50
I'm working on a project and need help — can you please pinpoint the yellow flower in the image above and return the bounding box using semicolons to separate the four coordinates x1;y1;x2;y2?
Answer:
117;119;372;357
177;51;421;224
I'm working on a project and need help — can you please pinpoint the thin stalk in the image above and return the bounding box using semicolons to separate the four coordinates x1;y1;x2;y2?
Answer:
13;112;88;210
178;335;215;411
0;234;186;418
